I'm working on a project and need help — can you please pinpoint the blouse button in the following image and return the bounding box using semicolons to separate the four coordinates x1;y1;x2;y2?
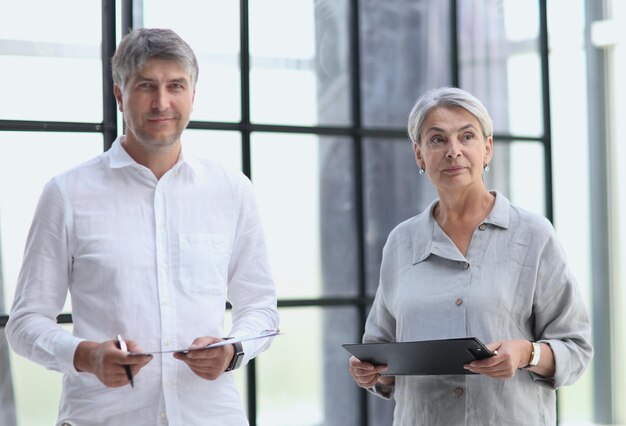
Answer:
454;387;464;397
478;223;487;231
463;262;470;269
455;298;463;306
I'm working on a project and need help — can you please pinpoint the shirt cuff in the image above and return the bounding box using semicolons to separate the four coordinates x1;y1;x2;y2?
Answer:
55;335;85;376
369;381;395;400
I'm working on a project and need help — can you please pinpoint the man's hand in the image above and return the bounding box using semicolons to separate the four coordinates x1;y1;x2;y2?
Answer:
348;356;393;389
73;339;153;387
173;337;234;381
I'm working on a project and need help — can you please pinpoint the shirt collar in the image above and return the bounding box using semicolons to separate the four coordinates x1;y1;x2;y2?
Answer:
106;135;200;176
411;190;511;264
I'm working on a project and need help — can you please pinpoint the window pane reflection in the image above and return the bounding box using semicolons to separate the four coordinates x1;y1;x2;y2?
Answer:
257;307;361;426
0;2;101;122
249;0;351;126
488;141;545;216
360;1;451;128
0;56;101;122
251;133;358;299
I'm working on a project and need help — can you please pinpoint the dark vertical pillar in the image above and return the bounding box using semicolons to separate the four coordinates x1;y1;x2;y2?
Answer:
538;0;554;224
239;1;256;425
584;0;613;423
102;0;118;151
0;225;17;426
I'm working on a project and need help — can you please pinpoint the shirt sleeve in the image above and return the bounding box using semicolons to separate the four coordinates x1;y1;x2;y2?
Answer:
362;236;397;399
226;174;279;366
5;178;83;375
530;220;594;389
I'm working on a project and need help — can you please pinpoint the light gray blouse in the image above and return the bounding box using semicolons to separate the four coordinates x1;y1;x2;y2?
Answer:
364;191;593;426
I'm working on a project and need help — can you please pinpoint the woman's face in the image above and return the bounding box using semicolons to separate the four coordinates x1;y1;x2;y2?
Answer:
413;106;492;194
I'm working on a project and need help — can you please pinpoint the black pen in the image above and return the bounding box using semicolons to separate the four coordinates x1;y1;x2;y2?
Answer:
116;334;134;388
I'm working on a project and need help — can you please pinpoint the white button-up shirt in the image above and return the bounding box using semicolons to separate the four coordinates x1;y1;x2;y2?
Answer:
7;137;279;426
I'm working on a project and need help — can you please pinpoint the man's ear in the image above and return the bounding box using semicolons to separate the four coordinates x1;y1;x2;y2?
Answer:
113;85;123;112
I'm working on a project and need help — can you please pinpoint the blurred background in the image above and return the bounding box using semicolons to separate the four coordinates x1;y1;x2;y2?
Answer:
0;0;624;425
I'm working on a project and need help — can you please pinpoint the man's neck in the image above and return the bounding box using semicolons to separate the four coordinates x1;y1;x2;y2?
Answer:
121;135;181;180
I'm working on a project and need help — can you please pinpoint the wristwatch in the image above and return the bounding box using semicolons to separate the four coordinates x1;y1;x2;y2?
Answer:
225;341;244;372
525;341;541;368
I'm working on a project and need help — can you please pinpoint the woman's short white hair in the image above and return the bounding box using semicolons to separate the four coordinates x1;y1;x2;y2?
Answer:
407;87;493;145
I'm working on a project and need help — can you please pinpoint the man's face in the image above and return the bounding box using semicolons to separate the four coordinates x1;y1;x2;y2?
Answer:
114;58;195;152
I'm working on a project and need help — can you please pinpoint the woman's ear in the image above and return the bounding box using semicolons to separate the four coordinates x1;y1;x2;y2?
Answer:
484;136;494;165
413;142;425;169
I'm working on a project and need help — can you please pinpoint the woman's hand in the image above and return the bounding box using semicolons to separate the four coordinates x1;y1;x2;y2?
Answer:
349;356;393;389
463;339;554;379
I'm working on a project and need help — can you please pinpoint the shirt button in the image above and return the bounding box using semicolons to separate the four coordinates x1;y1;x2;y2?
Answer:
454;387;464;397
455;298;463;306
478;223;487;231
463;262;470;269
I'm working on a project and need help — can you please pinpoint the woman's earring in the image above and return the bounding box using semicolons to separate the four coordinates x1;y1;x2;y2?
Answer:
419;168;425;175
484;164;490;172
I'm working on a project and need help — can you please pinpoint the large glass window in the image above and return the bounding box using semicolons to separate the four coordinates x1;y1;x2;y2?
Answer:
2;1;617;425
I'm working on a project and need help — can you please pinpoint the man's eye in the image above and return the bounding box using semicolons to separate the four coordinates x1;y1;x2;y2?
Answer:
463;133;475;141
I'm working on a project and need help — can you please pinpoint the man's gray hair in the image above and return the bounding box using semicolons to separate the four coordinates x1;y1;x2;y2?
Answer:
111;28;199;89
407;87;493;145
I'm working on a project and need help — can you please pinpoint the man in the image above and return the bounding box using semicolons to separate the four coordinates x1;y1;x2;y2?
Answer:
6;28;279;425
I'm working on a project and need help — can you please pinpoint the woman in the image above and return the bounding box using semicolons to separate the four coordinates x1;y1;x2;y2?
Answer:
348;87;592;425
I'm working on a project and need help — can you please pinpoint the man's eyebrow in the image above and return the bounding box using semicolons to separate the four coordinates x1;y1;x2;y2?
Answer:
169;77;189;84
132;75;190;84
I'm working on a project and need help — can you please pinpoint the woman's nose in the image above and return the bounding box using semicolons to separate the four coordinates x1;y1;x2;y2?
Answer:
446;139;462;158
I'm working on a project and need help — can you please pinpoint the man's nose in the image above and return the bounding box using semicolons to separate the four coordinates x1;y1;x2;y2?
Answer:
151;87;169;111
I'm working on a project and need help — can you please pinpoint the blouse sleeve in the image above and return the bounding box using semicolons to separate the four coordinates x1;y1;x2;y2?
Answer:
530;219;593;388
362;235;398;399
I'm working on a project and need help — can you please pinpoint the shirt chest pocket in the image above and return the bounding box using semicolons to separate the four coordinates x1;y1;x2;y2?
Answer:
178;233;229;295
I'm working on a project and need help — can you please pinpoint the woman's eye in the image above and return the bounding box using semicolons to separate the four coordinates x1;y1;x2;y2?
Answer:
430;136;444;144
463;133;475;141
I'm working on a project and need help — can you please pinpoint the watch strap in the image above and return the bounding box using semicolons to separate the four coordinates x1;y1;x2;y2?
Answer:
225;340;244;372
524;341;541;368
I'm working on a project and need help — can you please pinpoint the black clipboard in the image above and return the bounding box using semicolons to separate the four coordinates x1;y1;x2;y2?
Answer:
342;337;495;375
